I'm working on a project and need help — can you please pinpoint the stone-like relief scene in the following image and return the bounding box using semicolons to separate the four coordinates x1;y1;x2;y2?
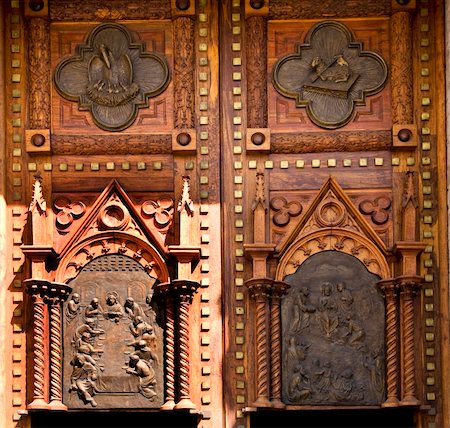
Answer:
282;251;385;405
63;254;163;409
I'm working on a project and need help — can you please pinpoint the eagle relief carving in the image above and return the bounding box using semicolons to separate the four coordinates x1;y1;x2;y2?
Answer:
272;21;388;129
54;23;170;131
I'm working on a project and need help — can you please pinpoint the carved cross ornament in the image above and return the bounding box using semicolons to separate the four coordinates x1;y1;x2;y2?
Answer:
54;23;170;131
272;21;388;129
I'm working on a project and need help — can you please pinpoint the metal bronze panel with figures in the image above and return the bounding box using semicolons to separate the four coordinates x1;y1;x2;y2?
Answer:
63;254;163;409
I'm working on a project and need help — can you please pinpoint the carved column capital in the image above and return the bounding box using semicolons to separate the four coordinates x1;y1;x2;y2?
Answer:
246;277;273;300
377;278;398;301
271;280;290;298
172;279;200;304
25;278;51;299
397;275;422;299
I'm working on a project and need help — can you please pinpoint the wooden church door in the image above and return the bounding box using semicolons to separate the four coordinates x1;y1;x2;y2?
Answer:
2;0;447;427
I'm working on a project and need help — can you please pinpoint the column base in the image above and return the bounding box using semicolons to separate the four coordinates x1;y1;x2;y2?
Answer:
174;398;197;410
28;398;49;410
381;397;399;407
160;399;176;411
252;397;272;408
48;400;68;411
400;396;420;406
270;399;286;409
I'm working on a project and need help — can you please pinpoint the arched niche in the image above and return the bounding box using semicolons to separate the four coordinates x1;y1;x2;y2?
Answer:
62;254;163;409
281;250;385;406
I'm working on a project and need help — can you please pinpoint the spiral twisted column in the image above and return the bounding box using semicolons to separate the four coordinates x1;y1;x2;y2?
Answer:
172;280;199;410
47;282;71;410
157;283;176;410
247;278;272;407
377;279;400;407
398;276;422;406
270;281;290;408
26;279;51;409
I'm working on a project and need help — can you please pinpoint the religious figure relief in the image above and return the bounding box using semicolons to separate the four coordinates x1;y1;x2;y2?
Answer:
290;286;316;333
63;254;163;409
272;21;388;129
54;23;170;131
65;293;80;323
282;251;385;405
69;354;100;407
105;291;124;321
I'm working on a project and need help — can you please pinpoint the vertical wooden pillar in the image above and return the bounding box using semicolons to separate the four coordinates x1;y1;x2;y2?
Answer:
398;276;422;406
378;279;400;407
25;280;50;409
157;283;177;410
47;282;71;411
173;280;199;410
269;281;289;408
247;279;272;407
28;17;50;130
390;10;413;125
246;16;267;129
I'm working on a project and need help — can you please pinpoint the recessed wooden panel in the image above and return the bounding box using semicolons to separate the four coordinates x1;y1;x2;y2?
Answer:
268;19;391;133
51;22;173;135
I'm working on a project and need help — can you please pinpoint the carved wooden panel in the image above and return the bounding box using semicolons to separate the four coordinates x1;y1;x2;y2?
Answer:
272;21;388;129
269;0;390;20
268;19;391;133
63;254;164;409
281;251;385;405
53;23;170;132
51;22;173;135
49;0;171;21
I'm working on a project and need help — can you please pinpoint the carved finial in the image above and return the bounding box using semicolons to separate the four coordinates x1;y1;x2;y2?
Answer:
29;171;47;215
252;172;267;212
178;176;194;216
402;170;418;208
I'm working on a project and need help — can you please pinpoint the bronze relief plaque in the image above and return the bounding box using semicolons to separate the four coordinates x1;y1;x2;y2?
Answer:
54;23;170;132
272;21;388;129
281;251;385;406
63;254;164;409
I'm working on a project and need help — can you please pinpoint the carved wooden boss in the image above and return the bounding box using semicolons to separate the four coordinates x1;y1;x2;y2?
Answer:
273;21;388;129
53;23;170;131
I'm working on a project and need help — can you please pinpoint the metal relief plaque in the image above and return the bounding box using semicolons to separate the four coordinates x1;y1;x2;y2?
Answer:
63;254;164;409
281;251;385;405
272;21;388;129
54;23;170;131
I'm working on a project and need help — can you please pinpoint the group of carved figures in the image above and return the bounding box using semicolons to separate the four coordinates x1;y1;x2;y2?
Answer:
65;291;159;406
284;281;384;404
290;282;364;345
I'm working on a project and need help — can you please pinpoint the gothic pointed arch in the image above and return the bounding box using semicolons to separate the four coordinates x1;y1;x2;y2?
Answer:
276;177;390;280
54;179;171;284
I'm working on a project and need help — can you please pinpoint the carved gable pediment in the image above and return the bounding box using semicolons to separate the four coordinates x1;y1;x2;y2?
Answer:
276;178;389;279
55;180;172;283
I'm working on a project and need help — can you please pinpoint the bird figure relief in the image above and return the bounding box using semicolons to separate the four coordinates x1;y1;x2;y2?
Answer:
87;43;139;106
311;54;351;84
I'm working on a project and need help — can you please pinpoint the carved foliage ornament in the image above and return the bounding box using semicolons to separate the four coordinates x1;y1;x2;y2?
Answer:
54;23;170;131
272;21;388;129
